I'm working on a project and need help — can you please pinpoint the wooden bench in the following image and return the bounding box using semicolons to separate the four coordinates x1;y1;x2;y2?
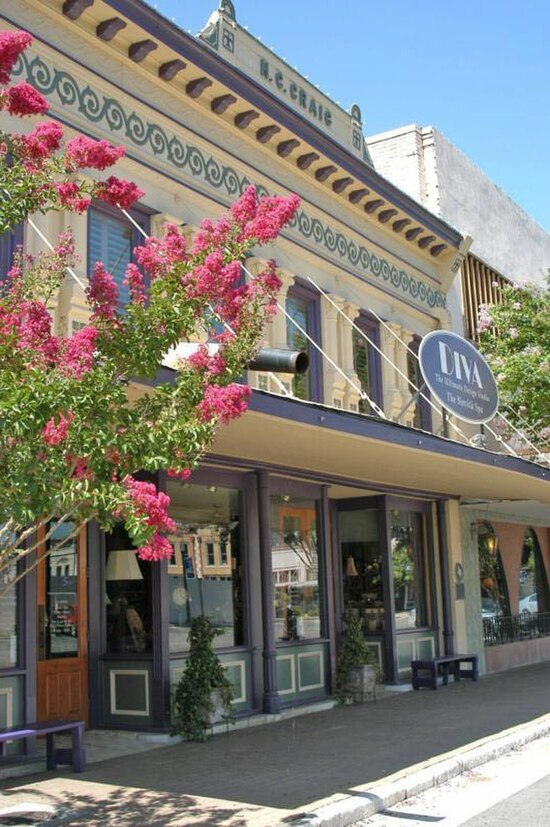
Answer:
0;720;85;772
411;654;479;690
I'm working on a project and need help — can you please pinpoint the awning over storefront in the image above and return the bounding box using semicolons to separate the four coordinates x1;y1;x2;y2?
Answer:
211;391;550;506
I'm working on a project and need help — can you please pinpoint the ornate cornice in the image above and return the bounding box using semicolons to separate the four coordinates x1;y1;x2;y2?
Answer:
13;51;446;311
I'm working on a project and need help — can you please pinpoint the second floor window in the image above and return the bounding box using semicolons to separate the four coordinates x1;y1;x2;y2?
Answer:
286;282;322;402
88;203;150;305
353;313;382;415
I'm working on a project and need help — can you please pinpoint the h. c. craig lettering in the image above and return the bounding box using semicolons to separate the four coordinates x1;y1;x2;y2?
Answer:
259;58;333;127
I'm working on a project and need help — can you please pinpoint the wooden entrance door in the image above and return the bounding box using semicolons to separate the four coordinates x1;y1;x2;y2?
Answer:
37;524;88;723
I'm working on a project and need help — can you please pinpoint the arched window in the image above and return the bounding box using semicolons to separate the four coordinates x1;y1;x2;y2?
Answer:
519;529;549;616
478;523;510;618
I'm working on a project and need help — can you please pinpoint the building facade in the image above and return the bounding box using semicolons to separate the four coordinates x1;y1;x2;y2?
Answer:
1;0;549;738
367;124;550;674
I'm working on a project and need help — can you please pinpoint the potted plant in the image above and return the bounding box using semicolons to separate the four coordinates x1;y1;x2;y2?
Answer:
173;616;234;741
336;608;380;704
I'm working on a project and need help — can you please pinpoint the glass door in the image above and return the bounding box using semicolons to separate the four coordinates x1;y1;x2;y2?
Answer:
37;523;88;722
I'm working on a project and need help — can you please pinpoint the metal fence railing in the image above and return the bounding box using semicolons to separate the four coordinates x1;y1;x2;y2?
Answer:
483;611;550;647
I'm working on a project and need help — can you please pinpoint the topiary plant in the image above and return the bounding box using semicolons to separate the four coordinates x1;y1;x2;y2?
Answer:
335;608;380;704
173;616;234;741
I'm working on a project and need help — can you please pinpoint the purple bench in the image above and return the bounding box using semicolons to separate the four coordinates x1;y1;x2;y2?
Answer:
0;719;85;772
411;654;479;690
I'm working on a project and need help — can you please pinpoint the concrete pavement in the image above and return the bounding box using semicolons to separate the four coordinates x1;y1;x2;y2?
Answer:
0;661;550;826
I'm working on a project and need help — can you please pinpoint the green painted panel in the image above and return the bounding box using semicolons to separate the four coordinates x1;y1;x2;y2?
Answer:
224;663;244;700
276;656;294;692
397;639;415;670
417;637;435;659
298;653;322;690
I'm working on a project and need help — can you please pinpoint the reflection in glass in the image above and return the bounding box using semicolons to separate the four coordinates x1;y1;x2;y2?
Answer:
0;558;17;667
46;522;78;658
519;529;549;615
105;526;152;654
478;523;510;619
338;506;384;633
271;497;321;641
167;483;244;653
391;509;427;629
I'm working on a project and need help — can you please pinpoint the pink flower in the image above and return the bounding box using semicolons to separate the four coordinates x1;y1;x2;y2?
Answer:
94;176;144;208
22;120;63;160
198;383;252;425
2;82;48;116
508;327;519;339
123;262;147;305
124;477;176;534
42;410;74;446
55;182;91;213
230;185;258;223
58;326;98;379
244;193;300;242
0;31;33;85
86;262;119;320
167;468;191;481
134;223;187;279
137;533;174;562
64;135;125;170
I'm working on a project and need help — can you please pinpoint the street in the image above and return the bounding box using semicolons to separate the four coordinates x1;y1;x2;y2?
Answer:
355;734;550;827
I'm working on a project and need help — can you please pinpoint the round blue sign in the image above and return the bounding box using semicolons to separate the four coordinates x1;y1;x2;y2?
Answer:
418;331;499;424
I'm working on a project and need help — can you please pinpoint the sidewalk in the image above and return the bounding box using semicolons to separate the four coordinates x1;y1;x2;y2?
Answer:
1;661;550;826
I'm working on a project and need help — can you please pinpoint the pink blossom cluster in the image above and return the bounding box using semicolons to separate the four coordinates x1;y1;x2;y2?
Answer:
41;410;74;446
21;121;63;160
58;326;98;379
55;182;90;213
124;477;175;533
186;345;227;378
228;185;300;243
16;300;58;365
0;30;32;84
0;81;48;116
123;477;176;562
94;176;144;209
198;383;252;425
123;262;147;305
191;216;232;256
86;262;119;321
65;136;125;171
477;303;493;333
134;223;187;279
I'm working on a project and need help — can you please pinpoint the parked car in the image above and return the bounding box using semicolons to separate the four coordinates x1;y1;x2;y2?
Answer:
519;593;538;615
481;598;499;619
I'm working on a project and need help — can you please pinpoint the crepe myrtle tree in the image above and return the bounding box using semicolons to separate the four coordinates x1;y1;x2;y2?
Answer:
478;277;550;449
0;30;300;593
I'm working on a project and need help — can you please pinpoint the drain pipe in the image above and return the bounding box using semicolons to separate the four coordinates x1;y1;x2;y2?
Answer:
437;500;454;656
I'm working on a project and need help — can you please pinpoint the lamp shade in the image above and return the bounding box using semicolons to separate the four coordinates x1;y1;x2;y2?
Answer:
345;555;359;577
106;550;143;581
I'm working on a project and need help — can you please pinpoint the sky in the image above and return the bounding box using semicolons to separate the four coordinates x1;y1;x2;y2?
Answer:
146;0;549;233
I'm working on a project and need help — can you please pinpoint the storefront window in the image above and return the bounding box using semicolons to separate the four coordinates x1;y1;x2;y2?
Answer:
338;505;384;633
167;482;244;653
271;497;321;641
478;523;510;619
390;509;428;629
105;526;152;654
0;561;18;668
519;529;549;616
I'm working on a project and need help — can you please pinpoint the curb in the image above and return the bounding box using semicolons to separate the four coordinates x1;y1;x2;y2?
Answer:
289;713;550;826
